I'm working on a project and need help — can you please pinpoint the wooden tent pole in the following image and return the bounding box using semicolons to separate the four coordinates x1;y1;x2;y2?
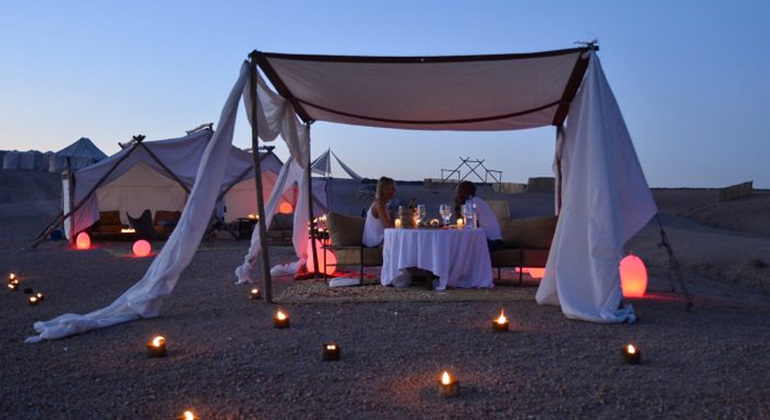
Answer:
306;123;319;278
137;141;192;195
249;53;273;303
31;137;143;249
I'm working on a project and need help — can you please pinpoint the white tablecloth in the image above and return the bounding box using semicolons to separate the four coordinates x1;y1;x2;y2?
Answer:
381;228;493;290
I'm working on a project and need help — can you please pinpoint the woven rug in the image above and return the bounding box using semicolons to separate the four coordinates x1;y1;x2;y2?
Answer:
275;278;538;304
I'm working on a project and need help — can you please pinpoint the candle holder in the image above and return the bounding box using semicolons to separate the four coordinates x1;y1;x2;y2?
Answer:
437;370;459;398
146;336;167;357
621;343;641;364
249;288;261;300
492;309;509;332
322;342;341;361
273;310;290;329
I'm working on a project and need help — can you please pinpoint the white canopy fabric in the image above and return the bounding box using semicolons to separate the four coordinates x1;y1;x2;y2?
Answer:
65;130;283;239
255;48;587;131
535;53;657;322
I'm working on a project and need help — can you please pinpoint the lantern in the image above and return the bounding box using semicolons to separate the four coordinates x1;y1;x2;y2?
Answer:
75;232;91;250
133;240;152;257
305;238;337;276
620;254;648;298
279;202;294;214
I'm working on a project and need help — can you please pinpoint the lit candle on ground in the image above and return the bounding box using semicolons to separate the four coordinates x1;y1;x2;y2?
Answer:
183;410;195;420
394;218;402;229
8;279;19;291
28;295;39;306
8;272;16;282
492;309;509;332
35;292;45;302
146;336;167;357
274;310;290;329
438;370;459;398
622;343;641;364
322;342;341;361
456;218;464;229
250;288;261;299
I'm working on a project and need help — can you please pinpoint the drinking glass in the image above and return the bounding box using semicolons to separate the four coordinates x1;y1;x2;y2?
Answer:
439;204;452;226
416;204;426;226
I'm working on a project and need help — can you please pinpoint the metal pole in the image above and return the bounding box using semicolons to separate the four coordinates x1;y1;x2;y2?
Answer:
249;53;273;303
306;123;319;278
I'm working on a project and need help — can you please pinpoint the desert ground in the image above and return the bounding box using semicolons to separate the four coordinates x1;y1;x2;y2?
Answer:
1;169;769;419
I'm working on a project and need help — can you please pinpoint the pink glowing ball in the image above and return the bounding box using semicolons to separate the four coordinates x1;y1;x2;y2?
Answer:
620;254;648;298
305;239;337;275
75;232;91;250
133;240;152;257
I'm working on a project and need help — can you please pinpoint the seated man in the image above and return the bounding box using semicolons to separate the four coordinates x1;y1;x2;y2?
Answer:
454;181;505;251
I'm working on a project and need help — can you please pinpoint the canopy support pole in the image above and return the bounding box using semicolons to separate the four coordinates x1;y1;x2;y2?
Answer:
307;123;319;278
249;55;273;303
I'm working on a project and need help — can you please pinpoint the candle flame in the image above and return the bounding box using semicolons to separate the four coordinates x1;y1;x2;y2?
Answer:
276;310;287;321
9;273;15;281
7;283;13;289
251;288;259;294
441;371;452;385
152;336;165;347
495;310;508;324
326;344;336;350
29;296;37;303
183;410;195;420
36;292;43;298
626;344;636;354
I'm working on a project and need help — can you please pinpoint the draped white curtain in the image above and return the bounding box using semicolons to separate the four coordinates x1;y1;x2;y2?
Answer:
536;52;657;323
27;63;252;342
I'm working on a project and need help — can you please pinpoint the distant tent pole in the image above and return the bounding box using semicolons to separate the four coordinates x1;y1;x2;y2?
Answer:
31;136;145;249
249;54;273;303
307;124;319;278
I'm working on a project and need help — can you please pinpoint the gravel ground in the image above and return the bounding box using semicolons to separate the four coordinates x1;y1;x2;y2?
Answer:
2;171;770;418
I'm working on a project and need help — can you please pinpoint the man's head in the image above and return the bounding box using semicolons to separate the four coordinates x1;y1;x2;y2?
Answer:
455;181;476;204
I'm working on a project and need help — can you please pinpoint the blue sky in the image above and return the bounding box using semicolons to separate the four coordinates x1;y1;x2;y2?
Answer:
1;1;769;188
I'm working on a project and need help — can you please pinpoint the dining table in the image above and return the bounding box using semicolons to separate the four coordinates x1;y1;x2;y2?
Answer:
380;227;493;290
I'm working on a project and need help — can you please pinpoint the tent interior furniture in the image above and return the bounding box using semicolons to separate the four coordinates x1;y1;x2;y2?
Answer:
152;210;182;237
266;213;294;244
127;209;157;240
91;210;129;238
325;212;383;282
490;215;558;283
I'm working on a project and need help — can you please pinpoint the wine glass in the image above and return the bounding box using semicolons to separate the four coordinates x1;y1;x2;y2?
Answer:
439;204;452;226
416;204;426;226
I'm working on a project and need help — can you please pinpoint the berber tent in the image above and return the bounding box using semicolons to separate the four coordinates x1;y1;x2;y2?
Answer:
27;45;657;343
49;137;108;173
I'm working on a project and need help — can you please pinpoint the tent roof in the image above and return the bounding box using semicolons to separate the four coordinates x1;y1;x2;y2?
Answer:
253;46;593;131
55;137;108;160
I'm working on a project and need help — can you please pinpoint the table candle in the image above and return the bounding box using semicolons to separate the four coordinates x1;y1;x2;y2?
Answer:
8;280;19;291
322;342;341;361
146;336;167;357
274;310;290;329
622;343;641;364
250;288;261;299
492;309;509;332
28;295;39;306
35;292;45;302
8;272;16;282
438;370;459;398
394;218;402;229
183;410;195;420
457;218;465;229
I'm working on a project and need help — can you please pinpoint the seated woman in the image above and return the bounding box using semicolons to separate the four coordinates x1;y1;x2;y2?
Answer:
362;176;396;247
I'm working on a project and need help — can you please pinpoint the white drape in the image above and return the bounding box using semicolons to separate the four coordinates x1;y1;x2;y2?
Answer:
234;72;313;283
536;52;657;323
26;63;251;342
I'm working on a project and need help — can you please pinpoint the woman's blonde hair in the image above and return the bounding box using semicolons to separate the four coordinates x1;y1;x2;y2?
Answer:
375;176;395;202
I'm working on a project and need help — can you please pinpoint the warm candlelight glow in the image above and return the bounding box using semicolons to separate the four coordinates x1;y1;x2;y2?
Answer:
152;336;165;347
35;292;44;301
395;218;402;228
183;410;195;420
495;310;508;324
622;343;641;364
626;344;636;354
276;311;287;321
457;218;464;229
120;227;136;234
326;344;336;350
29;296;38;304
7;283;15;290
247;213;259;220
9;273;15;281
250;288;261;299
441;371;452;385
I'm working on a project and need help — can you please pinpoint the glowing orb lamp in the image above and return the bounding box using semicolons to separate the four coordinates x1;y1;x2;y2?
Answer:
620;254;648;297
133;240;152;257
279;202;294;214
75;232;91;250
305;239;337;275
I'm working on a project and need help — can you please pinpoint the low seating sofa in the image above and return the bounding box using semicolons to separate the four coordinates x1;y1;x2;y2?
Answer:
490;215;558;283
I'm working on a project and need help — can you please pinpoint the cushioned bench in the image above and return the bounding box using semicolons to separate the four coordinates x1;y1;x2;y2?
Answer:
490;215;557;283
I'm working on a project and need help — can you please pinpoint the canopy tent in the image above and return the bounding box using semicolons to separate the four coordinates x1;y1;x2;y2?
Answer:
60;129;286;240
27;45;657;343
311;148;363;181
49;137;108;173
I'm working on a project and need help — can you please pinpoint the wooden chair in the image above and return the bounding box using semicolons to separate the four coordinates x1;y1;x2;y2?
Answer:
325;212;383;283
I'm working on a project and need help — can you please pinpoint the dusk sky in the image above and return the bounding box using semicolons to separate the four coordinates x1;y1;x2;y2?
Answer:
2;2;768;188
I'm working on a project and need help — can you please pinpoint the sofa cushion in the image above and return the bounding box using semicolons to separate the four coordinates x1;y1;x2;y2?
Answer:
153;210;181;226
499;215;557;248
98;210;122;226
327;212;365;247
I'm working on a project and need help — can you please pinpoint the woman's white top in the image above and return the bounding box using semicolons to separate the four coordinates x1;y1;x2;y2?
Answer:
362;205;386;247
